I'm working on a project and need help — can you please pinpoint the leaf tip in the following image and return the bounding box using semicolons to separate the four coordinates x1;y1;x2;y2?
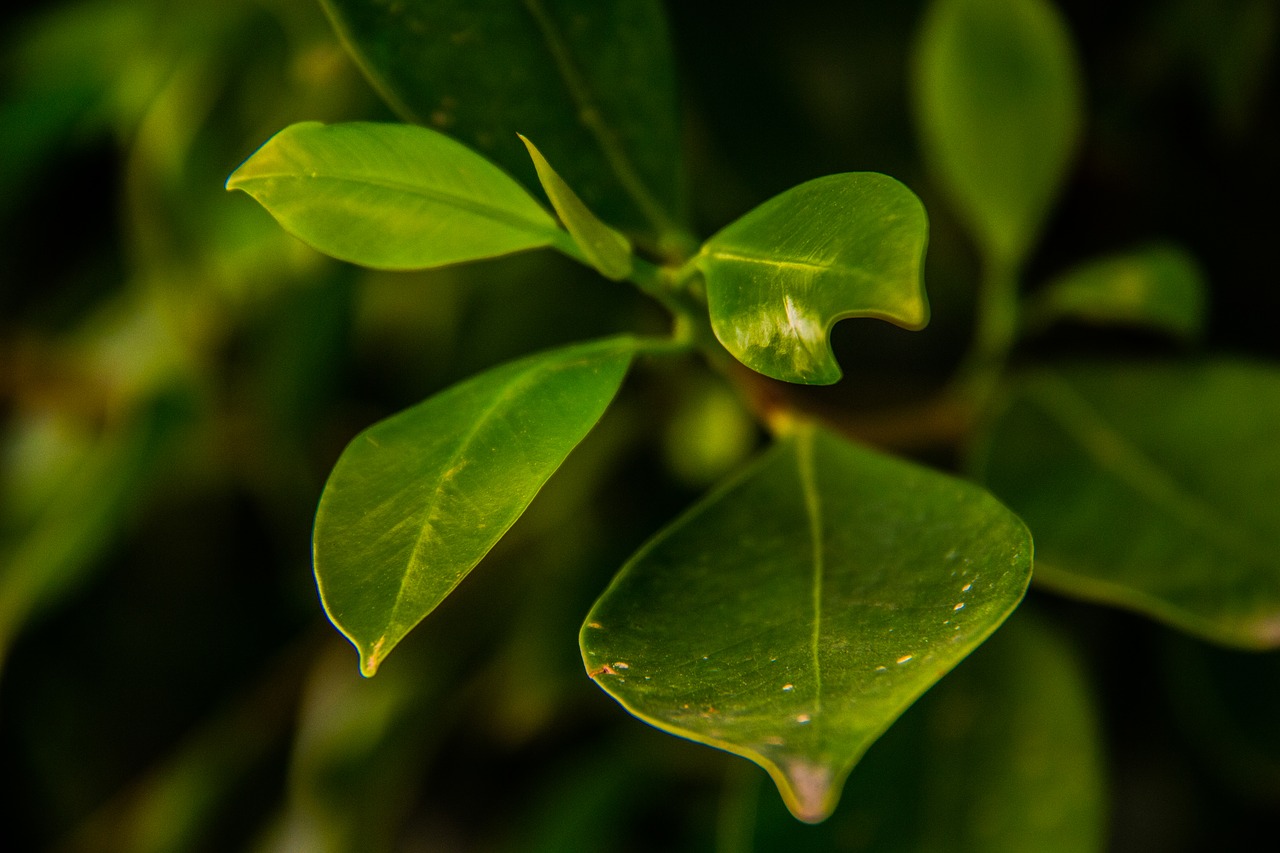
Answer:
358;635;388;678
777;759;838;824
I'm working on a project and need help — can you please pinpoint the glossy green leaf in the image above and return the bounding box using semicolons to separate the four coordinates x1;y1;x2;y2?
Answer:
581;426;1032;823
315;337;637;677
971;361;1280;648
227;121;560;271
1025;244;1207;340
519;134;633;280
746;610;1106;852
914;0;1083;269
695;174;930;385
318;0;683;239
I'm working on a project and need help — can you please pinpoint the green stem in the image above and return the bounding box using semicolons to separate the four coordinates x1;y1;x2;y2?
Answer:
954;259;1020;408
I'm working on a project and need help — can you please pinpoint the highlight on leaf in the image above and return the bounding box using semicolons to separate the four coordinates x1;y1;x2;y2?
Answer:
695;173;930;386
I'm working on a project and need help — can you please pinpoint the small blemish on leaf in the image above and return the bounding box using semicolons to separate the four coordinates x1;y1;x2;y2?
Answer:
897;654;913;664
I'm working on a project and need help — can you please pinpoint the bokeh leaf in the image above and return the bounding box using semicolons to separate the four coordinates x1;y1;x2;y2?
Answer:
581;426;1031;823
227;121;560;270
696;174;929;385
318;0;683;240
519;133;633;281
315;336;637;677
746;610;1106;852
1025;244;1207;341
914;0;1083;269
971;361;1280;648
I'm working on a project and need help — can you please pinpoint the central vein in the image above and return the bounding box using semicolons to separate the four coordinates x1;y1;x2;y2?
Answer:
795;428;824;716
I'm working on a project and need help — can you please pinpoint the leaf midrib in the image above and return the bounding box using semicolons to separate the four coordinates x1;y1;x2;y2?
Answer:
703;247;882;285
795;430;825;719
238;171;557;241
1026;372;1274;567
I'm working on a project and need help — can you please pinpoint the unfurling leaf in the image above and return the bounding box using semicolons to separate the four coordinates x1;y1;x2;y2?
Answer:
582;426;1031;823
520;133;633;280
971;361;1280;648
316;337;637;676
696;174;929;386
227;121;559;270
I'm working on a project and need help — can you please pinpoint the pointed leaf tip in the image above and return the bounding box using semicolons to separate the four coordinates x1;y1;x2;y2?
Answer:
780;761;836;823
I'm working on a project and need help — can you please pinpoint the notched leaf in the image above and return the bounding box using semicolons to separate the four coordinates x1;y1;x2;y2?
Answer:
696;173;929;386
582;426;1031;822
315;337;638;676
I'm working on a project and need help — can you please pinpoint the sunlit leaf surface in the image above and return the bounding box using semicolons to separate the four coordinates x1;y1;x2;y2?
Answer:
914;0;1083;268
316;337;637;676
696;174;929;385
319;0;683;239
519;133;633;280
227;121;559;270
748;610;1106;852
582;426;1031;822
972;361;1280;648
1025;244;1207;341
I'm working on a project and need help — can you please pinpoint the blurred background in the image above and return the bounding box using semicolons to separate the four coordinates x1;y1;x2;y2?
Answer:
1;0;1278;850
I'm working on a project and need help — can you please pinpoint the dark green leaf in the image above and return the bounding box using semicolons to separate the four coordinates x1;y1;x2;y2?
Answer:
519;134;633;280
315;337;637;677
746;610;1106;852
971;361;1280;648
1025;244;1207;340
318;0;684;240
581;426;1031;823
696;174;929;385
227;121;560;270
914;0;1083;269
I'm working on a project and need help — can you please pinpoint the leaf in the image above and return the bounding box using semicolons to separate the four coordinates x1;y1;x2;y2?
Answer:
315;336;637;677
227;121;560;271
746;610;1106;852
695;174;930;386
519;133;633;280
1025;244;1207;341
914;0;1083;269
581;426;1032;823
970;361;1280;648
318;0;683;239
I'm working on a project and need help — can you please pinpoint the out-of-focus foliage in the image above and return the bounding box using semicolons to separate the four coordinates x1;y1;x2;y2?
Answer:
1;0;1278;850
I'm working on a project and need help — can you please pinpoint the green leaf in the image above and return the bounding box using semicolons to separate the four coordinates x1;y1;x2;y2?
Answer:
695;174;930;386
315;337;637;677
970;361;1280;648
746;610;1106;852
227;121;560;271
914;0;1083;269
318;0;683;240
519;133;633;281
1025;244;1207;341
581;426;1032;823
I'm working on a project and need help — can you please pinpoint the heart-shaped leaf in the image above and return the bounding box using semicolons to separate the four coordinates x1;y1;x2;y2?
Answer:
696;173;929;385
1024;244;1207;341
971;361;1280;648
519;133;633;281
581;426;1032;822
316;337;637;677
227;121;559;270
318;0;683;239
914;0;1083;269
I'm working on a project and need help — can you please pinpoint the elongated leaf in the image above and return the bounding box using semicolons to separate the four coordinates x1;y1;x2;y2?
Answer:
519;134;633;280
747;610;1106;852
971;361;1280;648
696;174;929;385
914;0;1083;269
318;0;683;239
1025;244;1207;340
581;426;1032;823
227;121;559;270
316;337;637;676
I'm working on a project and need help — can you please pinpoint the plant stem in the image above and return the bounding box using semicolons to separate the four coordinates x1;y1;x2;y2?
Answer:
954;259;1020;408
